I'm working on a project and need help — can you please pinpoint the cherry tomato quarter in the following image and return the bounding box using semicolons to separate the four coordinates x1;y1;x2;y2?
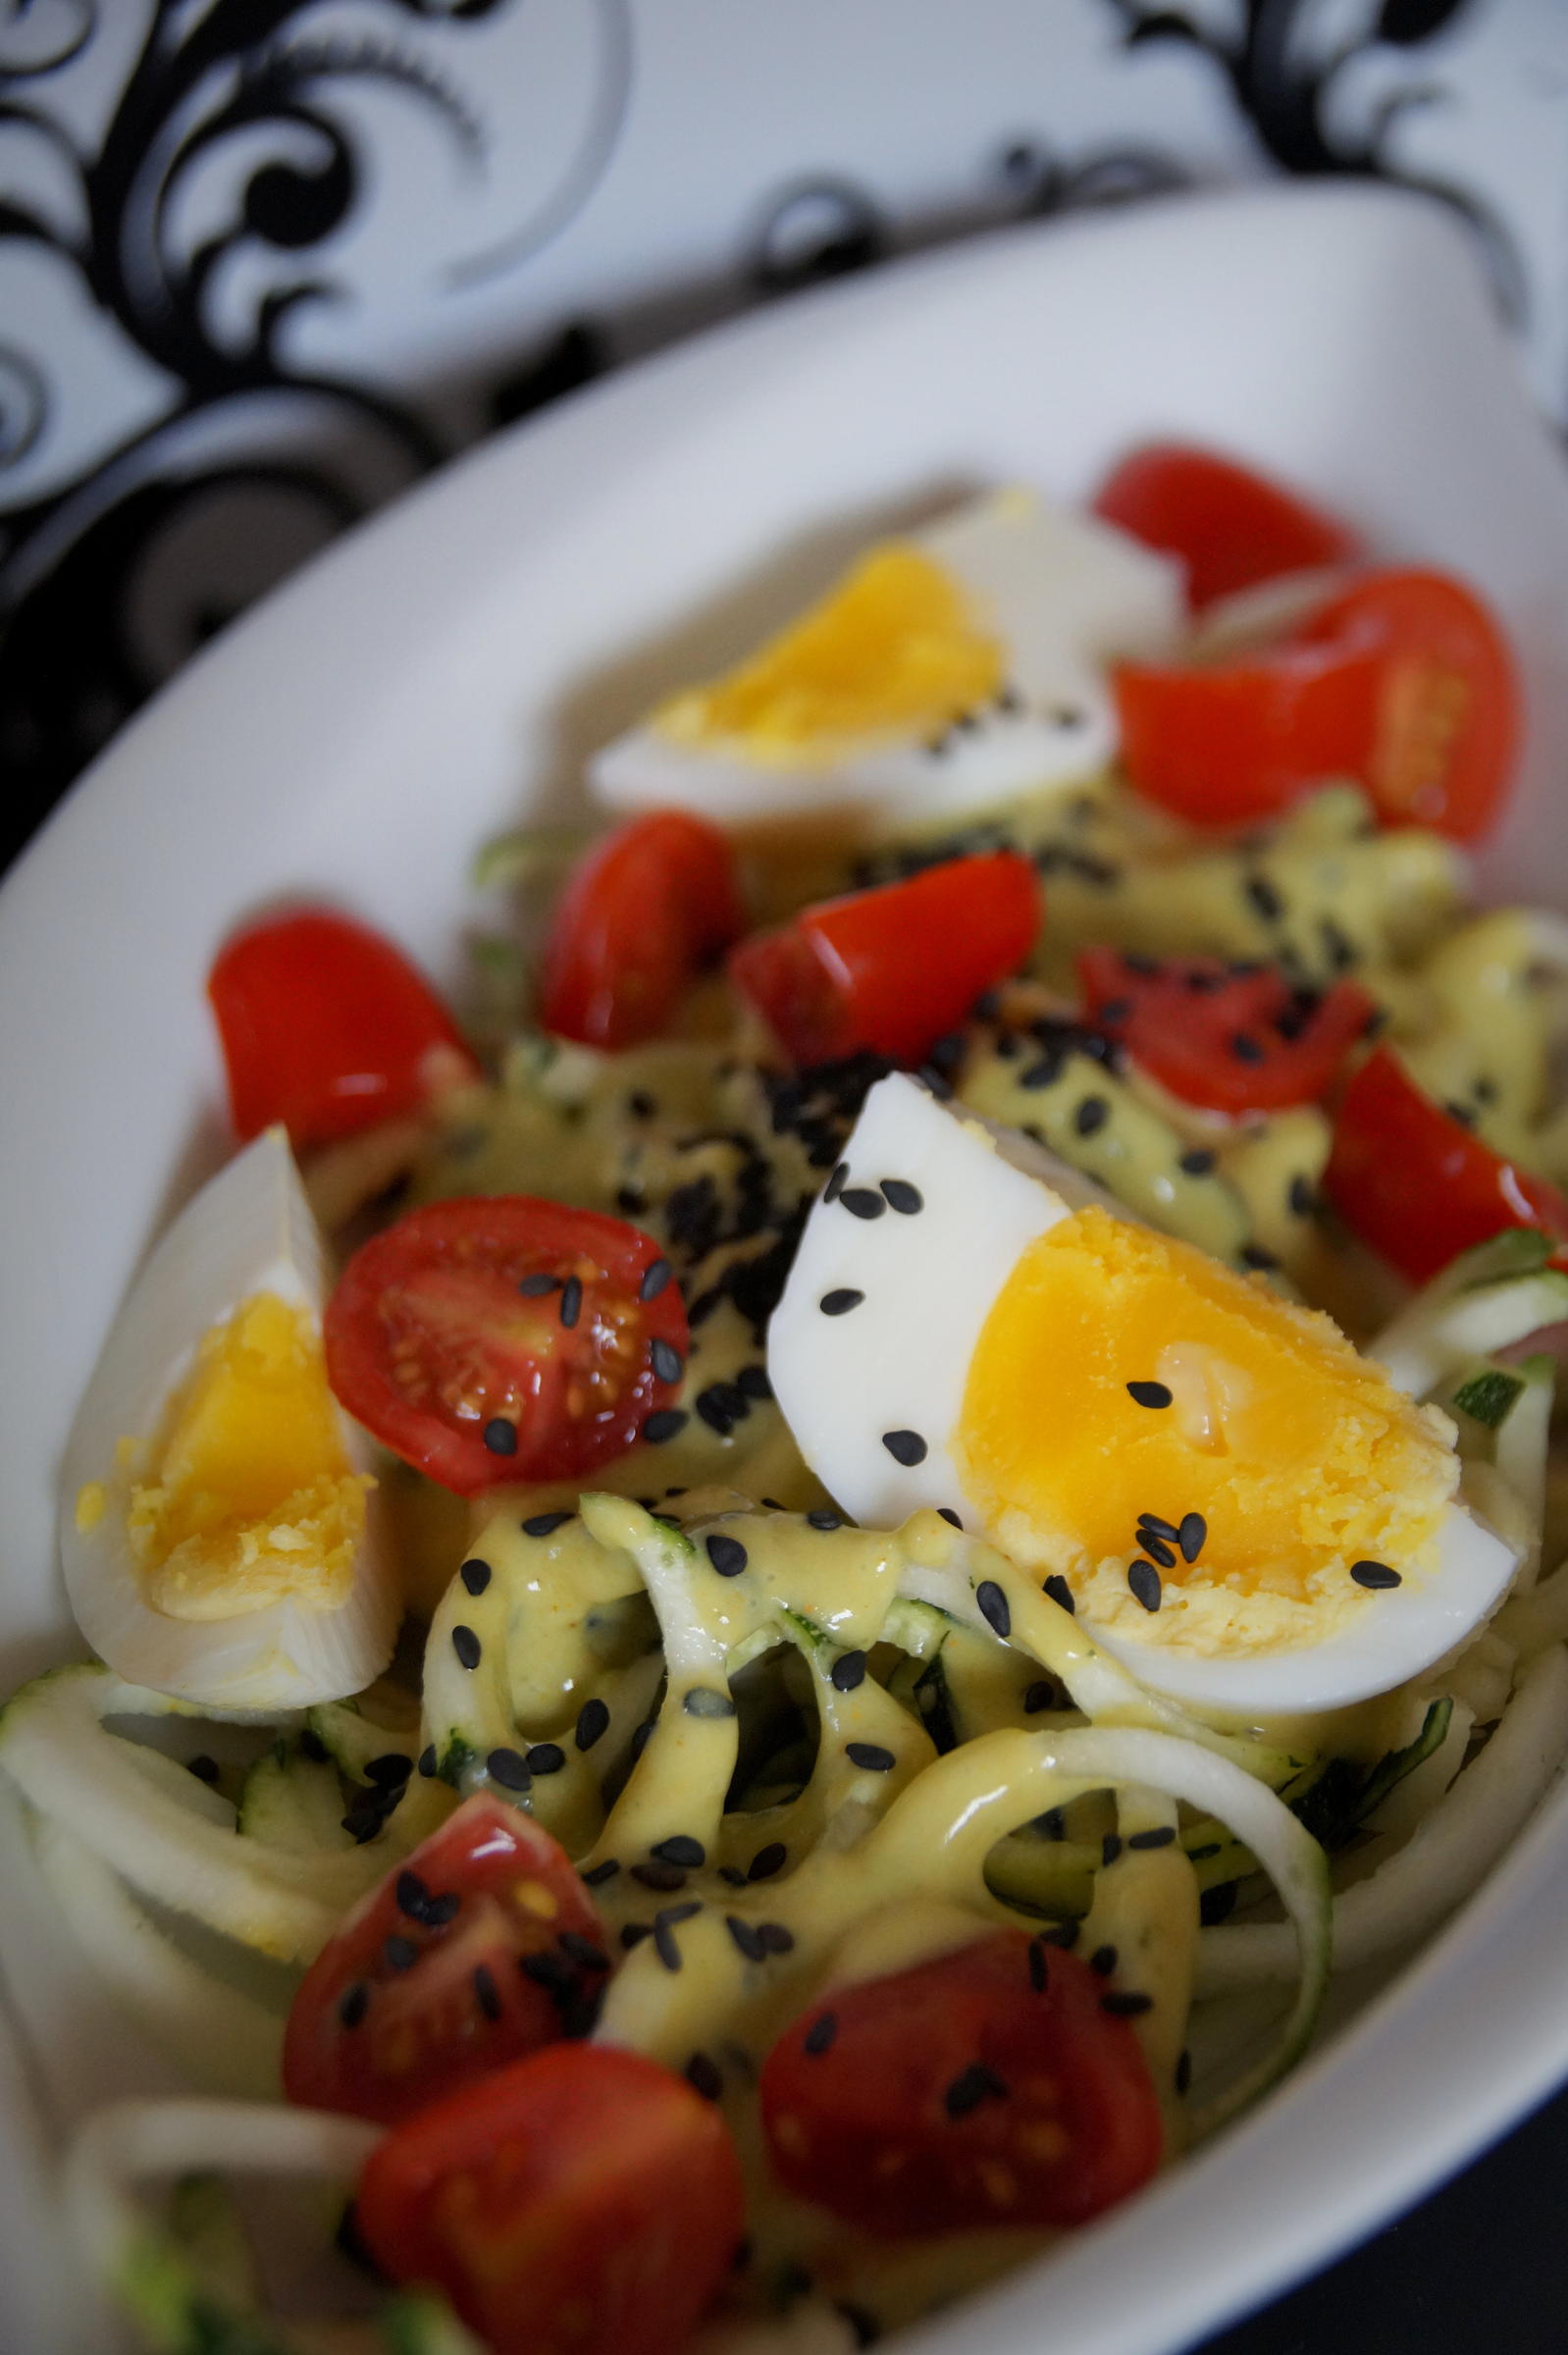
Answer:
354;2042;748;2355
1078;947;1373;1117
208;908;477;1150
1323;1046;1568;1287
729;851;1039;1068
759;1930;1163;2235
542;811;747;1049
324;1197;689;1493
1092;443;1359;610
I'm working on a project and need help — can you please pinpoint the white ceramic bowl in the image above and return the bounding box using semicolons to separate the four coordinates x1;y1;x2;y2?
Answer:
4;182;1568;2355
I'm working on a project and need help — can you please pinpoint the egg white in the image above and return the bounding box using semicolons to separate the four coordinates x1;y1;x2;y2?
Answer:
768;1075;1520;1712
59;1127;399;1712
590;487;1183;828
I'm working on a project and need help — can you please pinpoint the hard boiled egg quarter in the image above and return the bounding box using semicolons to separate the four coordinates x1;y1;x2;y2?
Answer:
590;488;1182;828
61;1128;399;1711
768;1075;1518;1713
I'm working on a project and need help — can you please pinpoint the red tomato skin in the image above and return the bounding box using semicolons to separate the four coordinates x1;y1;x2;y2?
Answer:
283;1797;609;2126
1323;1047;1568;1286
1093;443;1358;610
1114;568;1519;842
542;811;747;1049
208;908;476;1150
1077;947;1373;1117
325;1196;689;1493
729;852;1040;1068
759;1931;1163;2236
355;2043;748;2355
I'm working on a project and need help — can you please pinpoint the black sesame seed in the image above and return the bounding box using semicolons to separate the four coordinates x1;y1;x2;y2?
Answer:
1103;1990;1154;2017
519;1272;561;1297
1245;874;1284;923
575;1698;610;1752
686;2051;723;2102
1089;1945;1118;1977
1103;1833;1124;1868
1176;2049;1193;2095
749;1842;787;1881
695;1385;740;1436
459;1557;493;1596
807;1508;842;1531
364;1753;412;1788
417;1744;438;1779
1019;1057;1062;1091
936;1506;964;1530
482;1418;517;1456
487;1747;531;1791
706;1533;749;1579
451;1625;482;1670
615;1187;646;1217
1138;1534;1176;1570
1287;1174;1318;1218
1039;1920;1080;1949
339;1982;370;2029
829;1649;867;1694
650;1336;684;1386
643;1408;689;1444
631;1859;688;1893
820;1287;865;1317
640;1257;673;1302
522;1511;573;1539
945;2063;1008;2120
802;2009;840;2057
737;1364;772;1400
881;1429;927;1466
1127;1559;1163;1613
824;1162;849;1204
653;1907;698;1972
1124;952;1162;976
1178;1146;1218;1177
1126;1381;1173;1409
1321;916;1357;972
758;1922;794;1955
1350;1559;1402;1590
1097;997;1132;1024
384;1935;418;1973
1229;1032;1266;1065
1241;1242;1280;1271
1022;1680;1056;1713
1074;1094;1110;1136
726;1915;766;1962
653;1835;706;1869
839;1185;886;1223
187;1753;220;1784
975;1580;1012;1640
684;1686;736;1718
620;1922;652;1951
1137;1514;1179;1543
1043;1573;1076;1615
1178;1512;1206;1562
1188;1842;1222;1862
846;1742;896;1772
395;1870;432;1922
880;1178;923;1216
1127;1825;1177;1851
473;1963;502;2021
1028;1938;1049;1993
526;1743;565;1775
581;1858;619;1887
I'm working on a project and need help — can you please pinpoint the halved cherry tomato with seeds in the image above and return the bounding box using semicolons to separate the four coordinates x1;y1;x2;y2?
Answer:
1078;947;1374;1117
729;852;1039;1069
1092;442;1359;611
355;2042;747;2355
1324;1046;1568;1286
208;907;477;1150
325;1196;688;1493
759;1930;1162;2235
284;1796;610;2126
542;810;747;1049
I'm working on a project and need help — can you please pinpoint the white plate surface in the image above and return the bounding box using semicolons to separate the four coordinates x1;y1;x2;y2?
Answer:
4;183;1568;2355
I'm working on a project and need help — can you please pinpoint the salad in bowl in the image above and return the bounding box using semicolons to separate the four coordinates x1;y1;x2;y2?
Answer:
13;424;1568;2355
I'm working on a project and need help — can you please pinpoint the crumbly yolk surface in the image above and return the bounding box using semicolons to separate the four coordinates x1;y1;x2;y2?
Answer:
956;1208;1457;1655
128;1291;367;1620
652;545;1003;767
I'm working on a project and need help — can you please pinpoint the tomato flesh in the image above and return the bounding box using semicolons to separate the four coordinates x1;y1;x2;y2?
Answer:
208;907;476;1150
1077;947;1373;1117
325;1196;689;1493
355;2042;747;2355
729;851;1039;1068
759;1930;1163;2235
283;1797;609;2126
1093;443;1358;610
542;811;747;1049
1324;1046;1568;1287
1113;568;1519;842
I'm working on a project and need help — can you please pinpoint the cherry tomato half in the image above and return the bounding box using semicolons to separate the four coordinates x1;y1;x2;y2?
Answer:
729;852;1040;1069
1092;442;1359;611
325;1196;689;1493
1077;947;1373;1117
759;1930;1163;2235
208;908;477;1150
284;1797;608;2126
1113;568;1520;842
355;2042;747;2355
1323;1045;1568;1287
541;811;747;1049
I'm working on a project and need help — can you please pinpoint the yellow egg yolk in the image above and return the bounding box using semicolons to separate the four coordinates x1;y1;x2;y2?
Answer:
956;1208;1457;1657
126;1291;368;1620
651;544;1004;767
